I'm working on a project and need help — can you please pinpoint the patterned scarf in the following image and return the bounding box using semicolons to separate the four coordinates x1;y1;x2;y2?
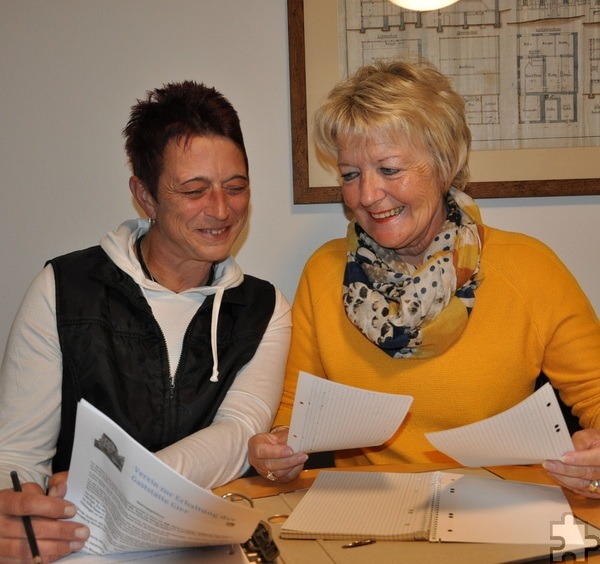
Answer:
343;187;484;359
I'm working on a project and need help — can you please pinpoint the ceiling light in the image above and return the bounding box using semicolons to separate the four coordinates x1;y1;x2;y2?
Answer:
388;0;459;11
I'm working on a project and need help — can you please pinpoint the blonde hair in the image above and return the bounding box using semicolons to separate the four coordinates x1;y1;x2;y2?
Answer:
313;58;471;191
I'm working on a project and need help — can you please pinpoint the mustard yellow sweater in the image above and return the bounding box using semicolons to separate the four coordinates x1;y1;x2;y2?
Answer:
274;226;600;467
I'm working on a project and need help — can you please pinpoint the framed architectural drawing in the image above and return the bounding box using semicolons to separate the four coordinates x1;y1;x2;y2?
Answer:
288;0;600;204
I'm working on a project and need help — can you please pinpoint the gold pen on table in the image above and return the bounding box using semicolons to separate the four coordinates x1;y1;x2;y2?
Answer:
342;539;376;549
10;470;42;564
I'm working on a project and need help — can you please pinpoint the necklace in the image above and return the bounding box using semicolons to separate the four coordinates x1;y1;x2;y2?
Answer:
136;235;156;282
135;234;216;287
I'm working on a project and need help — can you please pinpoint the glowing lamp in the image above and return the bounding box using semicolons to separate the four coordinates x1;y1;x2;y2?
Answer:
387;0;459;11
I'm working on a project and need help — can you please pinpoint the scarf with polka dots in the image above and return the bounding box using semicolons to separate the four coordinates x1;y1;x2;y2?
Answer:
343;187;484;359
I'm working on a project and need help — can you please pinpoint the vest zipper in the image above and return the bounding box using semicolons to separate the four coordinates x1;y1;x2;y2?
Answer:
168;319;196;399
149;318;176;397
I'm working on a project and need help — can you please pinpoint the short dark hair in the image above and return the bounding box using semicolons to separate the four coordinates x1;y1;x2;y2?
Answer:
123;81;248;198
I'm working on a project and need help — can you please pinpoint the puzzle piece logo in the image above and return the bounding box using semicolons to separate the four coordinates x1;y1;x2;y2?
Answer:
551;512;600;562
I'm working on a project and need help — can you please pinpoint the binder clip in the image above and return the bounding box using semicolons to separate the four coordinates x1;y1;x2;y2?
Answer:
222;492;280;563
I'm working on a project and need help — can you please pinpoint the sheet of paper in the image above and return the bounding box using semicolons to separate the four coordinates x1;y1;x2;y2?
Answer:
425;383;575;466
431;472;588;548
66;400;260;555
280;471;436;541
61;544;250;563
287;371;413;453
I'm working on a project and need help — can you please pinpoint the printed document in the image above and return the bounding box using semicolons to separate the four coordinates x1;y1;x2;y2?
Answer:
66;400;260;556
62;544;250;563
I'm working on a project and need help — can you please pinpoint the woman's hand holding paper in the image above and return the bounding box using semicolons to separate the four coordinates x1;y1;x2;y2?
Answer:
248;428;308;483
543;429;600;498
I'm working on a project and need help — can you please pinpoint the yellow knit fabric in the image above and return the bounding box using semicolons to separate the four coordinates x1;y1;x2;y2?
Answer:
274;226;600;467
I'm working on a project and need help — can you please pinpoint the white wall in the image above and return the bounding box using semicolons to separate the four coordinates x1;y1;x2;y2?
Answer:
1;1;598;353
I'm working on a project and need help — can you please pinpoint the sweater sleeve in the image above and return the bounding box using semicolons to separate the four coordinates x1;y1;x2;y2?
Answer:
154;289;291;489
483;229;600;430
529;248;600;429
0;265;62;490
273;251;331;428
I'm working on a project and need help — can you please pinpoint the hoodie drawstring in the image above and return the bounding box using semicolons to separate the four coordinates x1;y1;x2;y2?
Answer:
209;286;225;382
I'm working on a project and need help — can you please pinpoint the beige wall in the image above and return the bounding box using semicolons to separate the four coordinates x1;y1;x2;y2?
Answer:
1;0;598;353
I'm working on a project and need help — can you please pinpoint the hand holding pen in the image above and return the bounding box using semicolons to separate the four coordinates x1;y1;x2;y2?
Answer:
0;471;89;562
10;471;41;563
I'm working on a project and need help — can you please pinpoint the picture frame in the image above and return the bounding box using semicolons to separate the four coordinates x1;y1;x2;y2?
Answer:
287;0;600;204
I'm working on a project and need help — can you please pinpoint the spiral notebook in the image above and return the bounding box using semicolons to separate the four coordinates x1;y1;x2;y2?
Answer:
279;470;587;547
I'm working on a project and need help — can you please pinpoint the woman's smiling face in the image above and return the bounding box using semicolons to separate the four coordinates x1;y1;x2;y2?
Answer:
338;135;447;265
151;134;250;266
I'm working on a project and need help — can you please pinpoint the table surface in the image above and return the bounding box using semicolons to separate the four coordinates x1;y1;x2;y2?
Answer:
213;463;600;564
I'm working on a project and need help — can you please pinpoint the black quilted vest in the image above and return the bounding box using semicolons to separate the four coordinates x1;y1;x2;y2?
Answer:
49;246;275;472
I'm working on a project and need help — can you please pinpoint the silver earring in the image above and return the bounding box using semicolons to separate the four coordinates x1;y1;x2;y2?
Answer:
148;217;156;228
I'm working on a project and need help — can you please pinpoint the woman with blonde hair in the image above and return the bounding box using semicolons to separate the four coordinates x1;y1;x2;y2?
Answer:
249;59;600;499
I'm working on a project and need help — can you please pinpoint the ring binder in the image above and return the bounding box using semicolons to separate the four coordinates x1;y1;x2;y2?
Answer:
222;491;280;563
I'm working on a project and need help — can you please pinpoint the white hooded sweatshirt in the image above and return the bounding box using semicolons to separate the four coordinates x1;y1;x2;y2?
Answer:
0;219;291;490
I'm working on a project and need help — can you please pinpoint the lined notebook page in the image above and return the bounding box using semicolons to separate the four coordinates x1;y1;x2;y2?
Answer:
287;371;413;454
425;383;575;466
431;473;585;547
279;471;436;541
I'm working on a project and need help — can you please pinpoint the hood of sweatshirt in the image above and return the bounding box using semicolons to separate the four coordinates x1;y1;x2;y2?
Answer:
100;218;245;382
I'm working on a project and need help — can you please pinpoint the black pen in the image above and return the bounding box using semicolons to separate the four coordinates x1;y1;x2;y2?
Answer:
10;471;42;564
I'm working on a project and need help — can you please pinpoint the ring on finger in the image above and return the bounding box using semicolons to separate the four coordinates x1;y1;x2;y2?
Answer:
587;479;600;494
266;471;277;482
